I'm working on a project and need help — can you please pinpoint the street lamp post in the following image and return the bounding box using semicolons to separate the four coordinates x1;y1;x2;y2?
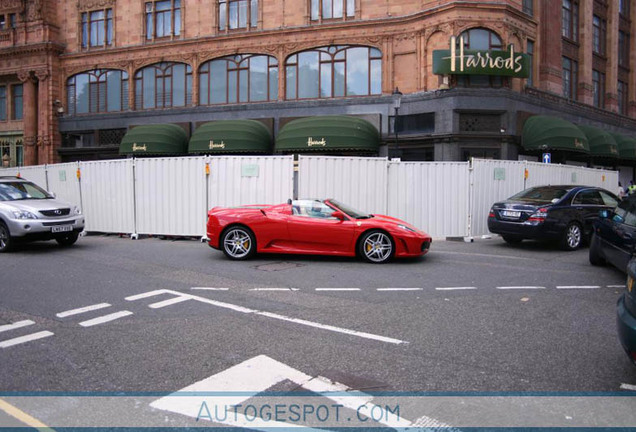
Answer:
392;87;403;155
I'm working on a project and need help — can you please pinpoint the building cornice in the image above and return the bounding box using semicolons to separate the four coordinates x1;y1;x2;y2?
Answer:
0;41;66;57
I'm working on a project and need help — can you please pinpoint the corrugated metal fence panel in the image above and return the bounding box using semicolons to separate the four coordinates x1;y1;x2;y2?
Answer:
388;162;470;238
0;167;19;177
8;165;48;189
135;157;208;237
525;162;618;190
298;155;388;215
81;160;135;233
470;159;527;237
46;163;82;209
208;156;294;207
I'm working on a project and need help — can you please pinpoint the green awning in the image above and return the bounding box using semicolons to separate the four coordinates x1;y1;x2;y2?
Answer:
521;115;589;154
120;124;188;156
610;133;636;161
189;120;272;154
275;116;379;153
577;125;619;158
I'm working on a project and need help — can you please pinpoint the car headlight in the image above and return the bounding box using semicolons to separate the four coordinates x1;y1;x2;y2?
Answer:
74;206;82;215
398;224;417;233
12;210;38;220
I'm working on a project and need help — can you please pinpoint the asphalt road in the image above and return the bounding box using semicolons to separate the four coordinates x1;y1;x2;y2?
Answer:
1;234;635;429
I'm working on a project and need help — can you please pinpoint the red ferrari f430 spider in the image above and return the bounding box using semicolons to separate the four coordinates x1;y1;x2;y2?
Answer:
206;199;432;263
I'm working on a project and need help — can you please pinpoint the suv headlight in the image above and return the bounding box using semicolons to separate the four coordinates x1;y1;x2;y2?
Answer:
74;206;82;215
12;210;38;220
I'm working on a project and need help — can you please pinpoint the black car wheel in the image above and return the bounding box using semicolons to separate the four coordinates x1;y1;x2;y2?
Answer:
0;222;13;253
221;226;256;260
589;232;606;266
358;230;394;264
56;233;79;247
561;222;583;251
502;235;523;244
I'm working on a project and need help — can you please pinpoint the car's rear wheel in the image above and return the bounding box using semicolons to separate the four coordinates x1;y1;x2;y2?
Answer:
589;232;606;266
55;233;79;247
221;226;256;260
358;230;394;264
561;222;583;251
502;235;523;244
0;222;13;253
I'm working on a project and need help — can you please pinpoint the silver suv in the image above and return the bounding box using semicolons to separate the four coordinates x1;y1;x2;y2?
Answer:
0;176;85;252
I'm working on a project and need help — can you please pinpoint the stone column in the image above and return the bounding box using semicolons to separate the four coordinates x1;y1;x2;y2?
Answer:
537;1;563;94
606;0;619;112
577;0;594;105
17;71;37;166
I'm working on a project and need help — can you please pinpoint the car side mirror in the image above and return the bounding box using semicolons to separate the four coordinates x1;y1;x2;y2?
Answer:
331;211;345;221
599;209;610;219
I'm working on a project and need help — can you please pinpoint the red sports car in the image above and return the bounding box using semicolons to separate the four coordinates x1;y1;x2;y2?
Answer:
206;199;432;263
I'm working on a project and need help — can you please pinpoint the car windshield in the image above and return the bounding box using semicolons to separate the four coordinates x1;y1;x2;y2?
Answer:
0;181;53;201
328;199;372;219
508;187;569;204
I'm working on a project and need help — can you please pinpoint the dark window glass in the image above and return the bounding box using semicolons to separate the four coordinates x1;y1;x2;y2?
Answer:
311;0;355;20
620;0;630;16
67;70;128;115
11;84;22;120
618;80;628;115
510;186;569;203
573;189;603;205
285;45;381;100
599;191;619;207
199;54;277;105
527;40;534;87
0;87;6;121
522;0;533;15
219;0;258;30
134;62;191;109
81;8;113;48
562;57;577;100
145;0;180;40
9;13;16;28
562;0;578;41
592;70;605;109
593;15;606;55
619;31;630;68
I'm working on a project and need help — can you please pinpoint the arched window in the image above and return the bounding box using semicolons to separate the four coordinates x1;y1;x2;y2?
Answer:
67;69;129;115
199;54;278;105
456;28;504;88
134;62;192;109
285;46;381;100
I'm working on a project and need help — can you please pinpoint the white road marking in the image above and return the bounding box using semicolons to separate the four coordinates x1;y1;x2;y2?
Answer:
56;303;111;318
377;288;423;291
0;320;34;333
315;288;360;291
78;311;134;327
436;287;476;291
191;287;229;291
249;288;299;291
556;285;600;289
128;289;406;344
148;297;191;309
608;285;626;288
0;331;54;348
497;286;545;290
620;383;636;391
151;355;443;430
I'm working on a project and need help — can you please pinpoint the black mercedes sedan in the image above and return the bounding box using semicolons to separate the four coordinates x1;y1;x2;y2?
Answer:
488;185;619;250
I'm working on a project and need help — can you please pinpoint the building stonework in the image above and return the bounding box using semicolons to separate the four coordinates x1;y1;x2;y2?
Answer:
0;0;635;166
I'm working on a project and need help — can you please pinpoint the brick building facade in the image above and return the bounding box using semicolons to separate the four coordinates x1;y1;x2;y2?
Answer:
1;0;636;172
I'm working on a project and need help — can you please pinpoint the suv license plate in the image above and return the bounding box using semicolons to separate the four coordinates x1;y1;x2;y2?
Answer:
502;210;521;218
51;225;72;233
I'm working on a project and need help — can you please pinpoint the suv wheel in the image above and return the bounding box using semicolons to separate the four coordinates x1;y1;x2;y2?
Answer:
55;233;79;247
589;233;606;266
0;222;13;252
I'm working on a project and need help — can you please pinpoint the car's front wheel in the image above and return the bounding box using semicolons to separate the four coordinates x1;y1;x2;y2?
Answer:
589;232;606;266
358;230;394;264
55;233;79;247
221;226;256;260
561;222;583;251
502;235;523;244
0;222;13;253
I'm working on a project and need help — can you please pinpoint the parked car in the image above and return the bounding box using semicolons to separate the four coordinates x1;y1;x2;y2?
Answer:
206;199;432;263
0;176;85;252
618;257;636;365
589;194;636;272
488;185;619;250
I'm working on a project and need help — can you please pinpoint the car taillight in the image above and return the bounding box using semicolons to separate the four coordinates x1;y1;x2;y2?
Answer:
528;207;548;222
488;211;495;218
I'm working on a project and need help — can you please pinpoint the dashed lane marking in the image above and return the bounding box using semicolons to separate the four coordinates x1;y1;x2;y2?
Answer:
556;285;600;289
148;297;190;309
497;286;546;290
191;287;229;291
78;311;133;327
56;303;111;318
620;383;636;391
249;288;299;291
377;288;423;291
0;331;54;349
315;288;360;291
608;285;626;288
436;287;476;291
0;320;35;333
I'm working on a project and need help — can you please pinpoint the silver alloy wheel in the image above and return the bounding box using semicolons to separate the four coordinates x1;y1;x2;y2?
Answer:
566;224;582;249
223;228;252;259
363;232;393;263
